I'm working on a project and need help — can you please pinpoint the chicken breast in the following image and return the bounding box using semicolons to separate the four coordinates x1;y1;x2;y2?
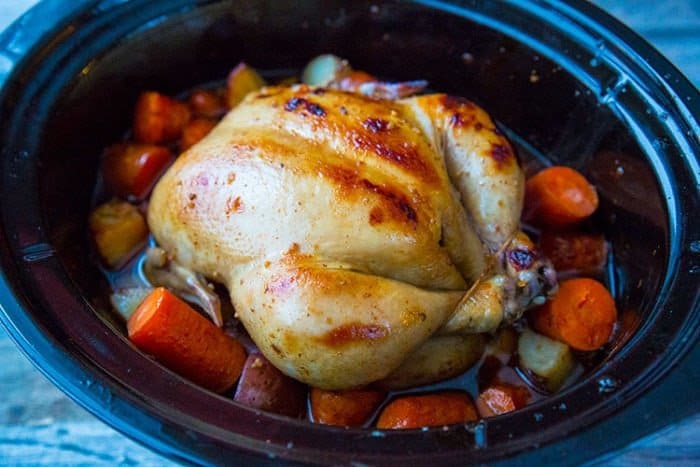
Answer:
148;84;555;389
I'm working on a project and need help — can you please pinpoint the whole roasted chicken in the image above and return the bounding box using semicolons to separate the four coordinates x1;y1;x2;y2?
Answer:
148;77;556;390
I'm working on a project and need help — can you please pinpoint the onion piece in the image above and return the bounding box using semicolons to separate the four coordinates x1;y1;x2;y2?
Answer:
142;247;223;327
110;287;153;320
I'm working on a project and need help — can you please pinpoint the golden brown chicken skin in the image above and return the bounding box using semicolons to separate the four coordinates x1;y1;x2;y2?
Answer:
148;84;555;389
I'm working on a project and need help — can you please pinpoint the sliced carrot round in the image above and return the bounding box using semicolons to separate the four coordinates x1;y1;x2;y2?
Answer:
376;391;478;429
310;388;386;427
524;166;599;227
476;383;530;417
531;277;617;351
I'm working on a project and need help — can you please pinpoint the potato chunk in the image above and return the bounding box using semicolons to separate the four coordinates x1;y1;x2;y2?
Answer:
518;328;574;392
89;199;148;268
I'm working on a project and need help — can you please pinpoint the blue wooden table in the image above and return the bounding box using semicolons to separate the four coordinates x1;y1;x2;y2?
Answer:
0;1;698;464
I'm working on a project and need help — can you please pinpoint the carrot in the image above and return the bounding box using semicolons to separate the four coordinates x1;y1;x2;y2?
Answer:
89;199;149;268
523;166;599;227
187;89;226;119
310;388;386;427
376;391;478;429
539;231;608;273
531;278;617;351
180;118;217;151
127;287;246;393
133;91;191;144
226;63;265;109
102;143;174;200
476;383;530;417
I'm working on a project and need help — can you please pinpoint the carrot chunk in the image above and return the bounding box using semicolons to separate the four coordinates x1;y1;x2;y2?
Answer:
127;287;246;393
476;383;530;417
102;143;174;200
180;118;217;151
310;388;386;427
524;166;599;227
133;91;191;144
376;391;478;429
539;231;608;273
531;278;617;351
89;199;149;268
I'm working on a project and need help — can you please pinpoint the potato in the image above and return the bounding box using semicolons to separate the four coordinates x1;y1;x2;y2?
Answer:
226;63;265;109
301;54;351;86
233;352;307;417
487;327;518;361
89;199;149;268
377;334;486;390
517;328;575;392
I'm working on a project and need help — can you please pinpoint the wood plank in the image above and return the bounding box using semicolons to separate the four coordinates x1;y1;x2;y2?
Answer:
0;421;172;465
591;0;700;32
590;0;700;85
589;414;700;466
